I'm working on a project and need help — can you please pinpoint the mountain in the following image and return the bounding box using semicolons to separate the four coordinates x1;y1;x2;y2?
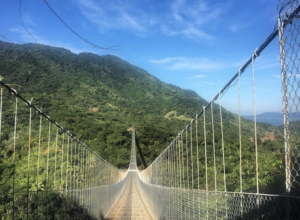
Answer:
243;112;300;126
0;41;208;167
0;41;288;195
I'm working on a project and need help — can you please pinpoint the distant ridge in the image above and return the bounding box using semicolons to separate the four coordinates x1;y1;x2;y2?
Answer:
243;112;300;126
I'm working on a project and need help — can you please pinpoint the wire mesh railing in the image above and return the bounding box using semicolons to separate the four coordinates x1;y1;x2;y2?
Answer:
137;1;300;219
278;0;300;194
0;80;128;219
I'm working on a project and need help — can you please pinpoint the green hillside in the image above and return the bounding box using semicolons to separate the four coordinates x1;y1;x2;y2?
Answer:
0;41;286;194
0;41;208;167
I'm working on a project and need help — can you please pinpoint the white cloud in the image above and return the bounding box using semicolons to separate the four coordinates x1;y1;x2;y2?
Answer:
230;25;238;32
195;74;206;78
9;27;36;43
22;14;37;27
172;0;221;25
9;28;22;33
150;57;180;64
188;74;206;79
121;12;145;32
254;55;280;70
272;74;281;78
75;0;220;42
9;26;86;54
76;0;148;34
172;0;185;21
166;0;220;41
180;26;214;41
150;57;224;71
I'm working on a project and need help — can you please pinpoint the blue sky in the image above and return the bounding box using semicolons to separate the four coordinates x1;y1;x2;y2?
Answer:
0;0;283;115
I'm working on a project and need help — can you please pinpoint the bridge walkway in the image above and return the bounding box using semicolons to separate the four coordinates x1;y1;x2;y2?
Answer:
105;128;153;220
104;171;153;220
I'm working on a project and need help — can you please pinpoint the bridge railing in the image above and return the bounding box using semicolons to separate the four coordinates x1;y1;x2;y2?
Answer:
278;0;300;194
138;1;300;219
0;80;128;219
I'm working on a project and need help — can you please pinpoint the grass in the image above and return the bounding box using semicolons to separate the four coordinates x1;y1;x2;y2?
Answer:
164;110;193;121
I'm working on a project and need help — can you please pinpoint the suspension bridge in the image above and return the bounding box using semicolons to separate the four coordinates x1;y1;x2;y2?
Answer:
1;1;300;219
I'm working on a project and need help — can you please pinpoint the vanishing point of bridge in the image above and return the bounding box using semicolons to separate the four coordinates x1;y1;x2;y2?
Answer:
104;130;153;220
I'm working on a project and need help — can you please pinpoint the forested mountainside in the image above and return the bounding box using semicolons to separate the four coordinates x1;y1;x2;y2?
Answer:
0;41;286;193
0;41;210;167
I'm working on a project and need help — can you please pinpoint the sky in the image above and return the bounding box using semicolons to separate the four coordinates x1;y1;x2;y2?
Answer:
0;0;283;115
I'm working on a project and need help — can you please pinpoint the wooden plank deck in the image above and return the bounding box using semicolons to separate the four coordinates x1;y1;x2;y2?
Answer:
104;172;153;220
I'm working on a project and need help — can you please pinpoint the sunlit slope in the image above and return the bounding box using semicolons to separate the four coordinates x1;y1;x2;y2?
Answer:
0;41;207;166
0;41;283;173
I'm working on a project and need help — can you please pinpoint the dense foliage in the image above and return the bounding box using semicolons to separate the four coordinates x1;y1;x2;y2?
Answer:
0;41;209;168
0;41;290;218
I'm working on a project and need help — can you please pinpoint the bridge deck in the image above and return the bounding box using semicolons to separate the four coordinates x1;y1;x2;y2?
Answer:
105;172;153;220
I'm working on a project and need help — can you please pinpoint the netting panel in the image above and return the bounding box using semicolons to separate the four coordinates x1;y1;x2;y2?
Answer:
278;0;300;192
